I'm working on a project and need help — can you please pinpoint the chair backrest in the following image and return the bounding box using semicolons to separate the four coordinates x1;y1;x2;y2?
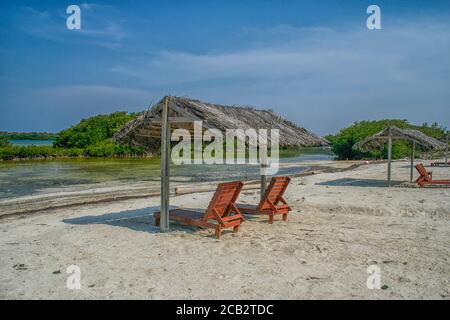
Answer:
258;176;291;210
205;181;243;219
415;164;430;180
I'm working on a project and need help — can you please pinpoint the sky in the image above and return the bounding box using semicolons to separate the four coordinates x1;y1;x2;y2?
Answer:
0;0;449;135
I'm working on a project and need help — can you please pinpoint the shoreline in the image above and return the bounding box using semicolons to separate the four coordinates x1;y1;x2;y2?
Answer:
0;144;333;162
0;154;152;162
0;160;365;219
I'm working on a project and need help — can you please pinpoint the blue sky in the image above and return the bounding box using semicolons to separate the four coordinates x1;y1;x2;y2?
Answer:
1;0;449;135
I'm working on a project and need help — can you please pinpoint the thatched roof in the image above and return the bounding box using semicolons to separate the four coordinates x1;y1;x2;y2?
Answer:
353;126;447;152
114;96;328;150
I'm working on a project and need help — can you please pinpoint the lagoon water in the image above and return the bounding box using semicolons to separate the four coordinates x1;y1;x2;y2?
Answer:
9;140;54;146
0;148;334;199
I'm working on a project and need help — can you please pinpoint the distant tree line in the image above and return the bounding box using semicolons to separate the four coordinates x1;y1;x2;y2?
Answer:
0;111;146;160
0;131;57;141
1;115;448;161
325;119;448;160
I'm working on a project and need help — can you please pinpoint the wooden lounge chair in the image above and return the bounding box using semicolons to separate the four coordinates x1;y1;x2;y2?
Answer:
236;176;291;224
415;163;450;187
154;181;245;238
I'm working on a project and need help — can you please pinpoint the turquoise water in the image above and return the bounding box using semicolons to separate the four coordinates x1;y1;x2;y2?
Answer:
9;140;54;146
0;148;334;199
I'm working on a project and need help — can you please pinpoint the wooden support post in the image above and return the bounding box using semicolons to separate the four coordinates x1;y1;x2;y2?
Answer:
410;141;415;182
387;128;392;187
260;139;268;201
260;163;267;200
160;97;170;232
446;132;448;167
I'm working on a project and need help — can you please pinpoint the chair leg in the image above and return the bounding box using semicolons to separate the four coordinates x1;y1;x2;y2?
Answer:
215;226;222;239
233;225;240;233
282;214;288;222
155;216;160;226
269;214;274;224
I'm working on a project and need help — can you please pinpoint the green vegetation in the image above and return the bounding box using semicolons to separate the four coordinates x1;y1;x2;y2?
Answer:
325;120;447;160
0;131;57;141
2;114;447;161
0;135;10;148
0;112;146;160
53;111;146;157
54;112;137;148
0;145;83;160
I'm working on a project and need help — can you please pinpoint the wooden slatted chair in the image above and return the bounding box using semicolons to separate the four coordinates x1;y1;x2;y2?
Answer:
415;163;450;187
236;176;291;224
154;181;244;238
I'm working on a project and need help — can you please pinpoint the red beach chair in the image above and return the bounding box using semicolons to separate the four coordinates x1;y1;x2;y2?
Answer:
154;181;244;238
236;176;291;224
415;163;450;187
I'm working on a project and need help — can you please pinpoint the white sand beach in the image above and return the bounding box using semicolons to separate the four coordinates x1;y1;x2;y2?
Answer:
0;160;449;299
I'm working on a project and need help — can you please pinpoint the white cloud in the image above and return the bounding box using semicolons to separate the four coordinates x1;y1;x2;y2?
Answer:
108;19;450;134
111;21;450;86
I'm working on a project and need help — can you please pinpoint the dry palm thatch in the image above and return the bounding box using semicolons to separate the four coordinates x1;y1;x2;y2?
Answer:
353;126;447;152
114;96;328;151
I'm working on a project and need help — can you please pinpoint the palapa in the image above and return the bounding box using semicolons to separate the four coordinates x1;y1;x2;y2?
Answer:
114;96;328;151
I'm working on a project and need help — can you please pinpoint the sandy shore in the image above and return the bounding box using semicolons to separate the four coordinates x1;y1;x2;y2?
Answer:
0;160;449;299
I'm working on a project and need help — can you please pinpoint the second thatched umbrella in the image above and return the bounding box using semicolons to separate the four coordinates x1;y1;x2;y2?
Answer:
353;126;447;186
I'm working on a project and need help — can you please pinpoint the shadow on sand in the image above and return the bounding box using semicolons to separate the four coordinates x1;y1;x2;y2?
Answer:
316;178;404;188
62;206;215;236
63;207;161;233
